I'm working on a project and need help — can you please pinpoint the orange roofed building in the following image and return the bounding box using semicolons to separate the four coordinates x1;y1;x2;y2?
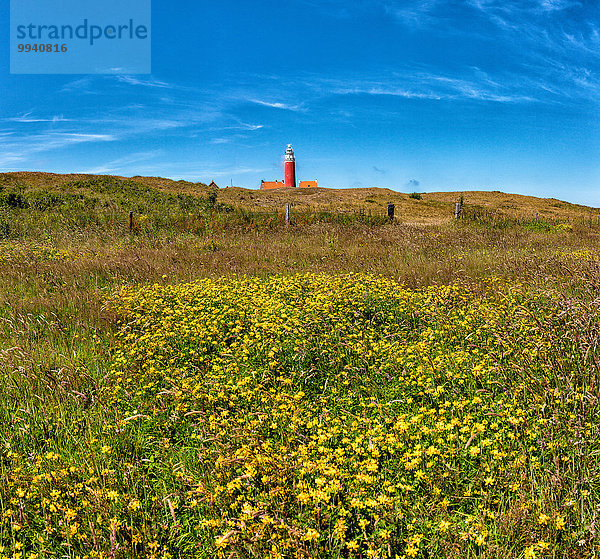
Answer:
261;180;285;190
260;145;317;190
261;179;317;189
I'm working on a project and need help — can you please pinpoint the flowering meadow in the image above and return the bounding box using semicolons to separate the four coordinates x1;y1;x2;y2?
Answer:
1;272;597;558
0;243;78;263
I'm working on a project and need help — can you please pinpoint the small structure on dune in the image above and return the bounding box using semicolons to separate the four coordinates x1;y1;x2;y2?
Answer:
260;180;285;190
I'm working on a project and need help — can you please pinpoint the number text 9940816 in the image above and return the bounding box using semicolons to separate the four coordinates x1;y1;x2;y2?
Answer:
17;44;68;53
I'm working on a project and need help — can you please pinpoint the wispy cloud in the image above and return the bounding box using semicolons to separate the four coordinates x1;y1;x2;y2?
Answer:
383;0;441;27
60;75;190;94
247;98;306;112
467;0;598;57
222;121;264;131
202;167;269;177
320;68;538;104
469;0;580;16
5;112;71;123
153;167;271;183
332;85;442;100
115;75;175;89
0;131;116;169
295;0;599;106
59;77;96;94
0;75;271;172
538;0;581;12
80;150;162;174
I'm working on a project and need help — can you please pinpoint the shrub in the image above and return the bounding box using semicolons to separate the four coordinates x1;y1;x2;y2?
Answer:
1;191;28;208
0;207;12;238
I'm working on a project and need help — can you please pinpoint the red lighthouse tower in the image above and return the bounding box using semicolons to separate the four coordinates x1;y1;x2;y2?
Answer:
284;144;296;188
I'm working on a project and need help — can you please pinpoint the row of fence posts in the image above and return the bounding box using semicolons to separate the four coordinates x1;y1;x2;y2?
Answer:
126;200;455;230
459;207;600;225
125;200;598;230
282;203;397;226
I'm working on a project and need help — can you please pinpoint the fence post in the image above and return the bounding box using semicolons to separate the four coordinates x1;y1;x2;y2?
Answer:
455;202;462;220
387;203;395;221
129;211;133;232
285;203;290;227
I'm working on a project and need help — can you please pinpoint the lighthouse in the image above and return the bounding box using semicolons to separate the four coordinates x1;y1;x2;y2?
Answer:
260;145;316;189
284;144;296;188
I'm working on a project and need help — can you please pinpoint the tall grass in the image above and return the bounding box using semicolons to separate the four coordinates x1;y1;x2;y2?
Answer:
0;176;598;557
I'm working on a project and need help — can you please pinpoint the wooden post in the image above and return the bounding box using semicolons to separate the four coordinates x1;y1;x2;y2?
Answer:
455;202;462;220
387;203;395;221
285;203;290;226
129;211;133;232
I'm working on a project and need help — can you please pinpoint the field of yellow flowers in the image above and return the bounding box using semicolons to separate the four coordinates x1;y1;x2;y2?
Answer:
0;243;79;263
1;271;597;558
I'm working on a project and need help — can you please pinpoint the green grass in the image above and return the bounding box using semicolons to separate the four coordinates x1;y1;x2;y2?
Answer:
0;174;598;558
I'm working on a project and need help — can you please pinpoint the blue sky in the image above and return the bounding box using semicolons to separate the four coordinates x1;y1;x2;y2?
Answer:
1;0;599;205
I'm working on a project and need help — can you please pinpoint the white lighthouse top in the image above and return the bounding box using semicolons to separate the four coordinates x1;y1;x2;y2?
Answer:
285;144;295;162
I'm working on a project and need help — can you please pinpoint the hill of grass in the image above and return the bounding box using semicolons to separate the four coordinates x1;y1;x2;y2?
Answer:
1;171;596;225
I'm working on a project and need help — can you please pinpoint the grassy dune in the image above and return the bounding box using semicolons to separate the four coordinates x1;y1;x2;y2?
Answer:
1;172;597;224
0;173;598;558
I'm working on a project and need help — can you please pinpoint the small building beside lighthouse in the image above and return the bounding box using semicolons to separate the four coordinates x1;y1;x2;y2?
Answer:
260;144;317;190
